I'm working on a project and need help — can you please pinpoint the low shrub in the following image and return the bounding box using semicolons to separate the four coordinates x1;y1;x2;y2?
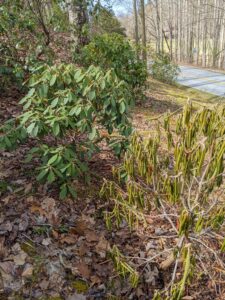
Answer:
101;103;225;298
0;64;133;198
151;53;180;84
79;33;148;99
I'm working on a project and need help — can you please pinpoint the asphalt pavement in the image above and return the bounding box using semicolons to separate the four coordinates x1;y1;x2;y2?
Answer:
177;65;225;97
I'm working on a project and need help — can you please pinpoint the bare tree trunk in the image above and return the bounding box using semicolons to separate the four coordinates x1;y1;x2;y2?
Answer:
133;0;139;57
66;0;89;53
155;0;161;53
140;0;147;61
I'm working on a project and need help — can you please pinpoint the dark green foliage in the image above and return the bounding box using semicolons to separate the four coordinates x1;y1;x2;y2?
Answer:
0;0;69;90
0;119;27;151
1;63;133;198
151;53;180;84
91;4;126;36
79;33;148;99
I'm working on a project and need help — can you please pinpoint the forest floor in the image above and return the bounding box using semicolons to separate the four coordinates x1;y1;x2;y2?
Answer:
0;78;224;300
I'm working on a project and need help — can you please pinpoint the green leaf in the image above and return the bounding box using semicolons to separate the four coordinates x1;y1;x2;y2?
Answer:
88;91;96;101
74;69;84;82
38;84;48;98
37;168;48;181
119;101;126;114
31;125;39;137
68;185;77;198
4;136;11;147
100;79;106;90
59;184;68;199
50;74;57;86
47;169;56;183
27;123;36;134
23;98;32;110
19;88;35;104
48;154;58;165
51;98;59;108
68;91;75;102
53;123;60;136
89;127;97;140
69;106;81;116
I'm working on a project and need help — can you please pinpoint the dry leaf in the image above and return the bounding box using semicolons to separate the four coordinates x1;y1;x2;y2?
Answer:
30;205;45;215
60;235;77;245
160;253;174;270
0;261;14;274
12;244;28;266
24;183;33;194
52;229;59;239
41;197;56;212
1;195;11;205
42;238;52;246
22;264;33;277
78;241;87;256
0;221;13;233
13;251;27;266
73;219;88;235
95;236;109;258
76;262;91;279
85;230;99;242
0;261;14;289
90;275;101;285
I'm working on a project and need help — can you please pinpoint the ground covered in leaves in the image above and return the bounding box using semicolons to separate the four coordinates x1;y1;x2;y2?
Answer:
0;79;224;299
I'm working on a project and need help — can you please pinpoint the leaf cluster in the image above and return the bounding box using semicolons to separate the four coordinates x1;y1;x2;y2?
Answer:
1;63;133;198
79;33;148;100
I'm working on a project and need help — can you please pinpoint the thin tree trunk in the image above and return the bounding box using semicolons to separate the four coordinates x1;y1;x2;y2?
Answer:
140;0;147;61
133;0;139;57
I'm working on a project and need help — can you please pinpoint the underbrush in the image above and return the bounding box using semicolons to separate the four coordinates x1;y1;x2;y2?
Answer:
101;103;225;299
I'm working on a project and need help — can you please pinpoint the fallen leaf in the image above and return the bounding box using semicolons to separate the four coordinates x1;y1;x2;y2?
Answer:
95;236;109;258
26;196;34;203
1;195;11;205
0;261;14;274
30;205;46;216
60;235;77;245
22;263;33;277
0;261;15;290
19;217;29;231
144;265;159;284
41;197;56;212
160;253;175;270
13;251;27;266
76;262;91;279
0;221;13;233
85;230;99;242
39;279;49;290
52;229;59;239
24;182;33;194
90;275;101;285
73;219;88;236
78;241;87;256
42;238;52;246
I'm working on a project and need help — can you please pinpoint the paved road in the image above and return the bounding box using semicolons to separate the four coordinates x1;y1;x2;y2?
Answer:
177;66;225;97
